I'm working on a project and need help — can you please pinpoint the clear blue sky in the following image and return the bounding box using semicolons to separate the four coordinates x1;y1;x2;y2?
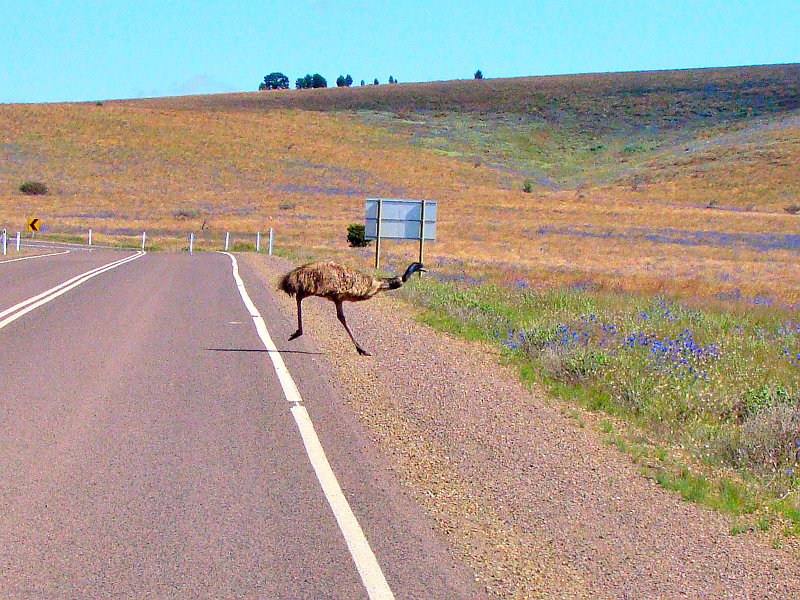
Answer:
2;0;798;103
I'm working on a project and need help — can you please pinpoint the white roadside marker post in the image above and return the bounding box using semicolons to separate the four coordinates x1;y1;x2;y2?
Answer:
225;231;230;251
189;233;194;255
141;231;147;250
256;231;261;253
268;228;274;255
16;232;20;252
88;229;93;246
2;230;6;256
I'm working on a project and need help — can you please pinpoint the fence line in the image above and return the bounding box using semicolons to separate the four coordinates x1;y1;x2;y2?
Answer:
0;226;276;255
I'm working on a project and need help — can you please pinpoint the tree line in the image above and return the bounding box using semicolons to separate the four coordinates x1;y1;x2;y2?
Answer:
258;72;402;91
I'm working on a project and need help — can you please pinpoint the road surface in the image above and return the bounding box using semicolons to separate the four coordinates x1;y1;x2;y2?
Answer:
0;249;480;599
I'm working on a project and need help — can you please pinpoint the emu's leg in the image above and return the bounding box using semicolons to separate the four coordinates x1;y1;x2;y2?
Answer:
335;300;371;356
288;295;304;340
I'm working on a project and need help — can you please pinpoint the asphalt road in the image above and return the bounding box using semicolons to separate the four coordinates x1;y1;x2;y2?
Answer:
0;249;480;599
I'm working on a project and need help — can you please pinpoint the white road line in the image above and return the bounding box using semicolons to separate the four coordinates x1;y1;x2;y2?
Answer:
0;251;145;330
0;251;141;321
222;252;395;600
0;250;70;264
22;241;118;251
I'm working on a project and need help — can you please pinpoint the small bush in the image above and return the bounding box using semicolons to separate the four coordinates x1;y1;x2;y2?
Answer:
174;208;200;220
516;327;608;383
743;404;800;467
347;223;371;247
522;179;534;193
785;204;800;215
19;181;48;195
719;403;800;476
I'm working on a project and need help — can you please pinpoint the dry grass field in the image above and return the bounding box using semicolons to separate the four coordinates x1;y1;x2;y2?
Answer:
2;64;798;306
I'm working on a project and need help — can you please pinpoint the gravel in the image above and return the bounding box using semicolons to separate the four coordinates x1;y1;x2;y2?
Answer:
244;254;800;599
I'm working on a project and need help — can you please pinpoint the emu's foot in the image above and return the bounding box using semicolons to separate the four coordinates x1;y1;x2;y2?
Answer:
356;347;372;356
288;330;302;341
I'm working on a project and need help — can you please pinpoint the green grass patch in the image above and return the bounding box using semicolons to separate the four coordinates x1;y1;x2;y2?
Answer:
41;233;88;245
229;241;256;252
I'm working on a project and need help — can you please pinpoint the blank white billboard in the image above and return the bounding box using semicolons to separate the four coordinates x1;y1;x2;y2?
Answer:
364;199;437;241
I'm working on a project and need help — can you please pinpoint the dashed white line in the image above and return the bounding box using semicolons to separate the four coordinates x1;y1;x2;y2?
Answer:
222;252;395;600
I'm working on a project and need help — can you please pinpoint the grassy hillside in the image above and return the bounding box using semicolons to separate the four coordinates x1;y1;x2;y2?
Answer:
137;64;800;127
1;64;798;305
135;64;800;196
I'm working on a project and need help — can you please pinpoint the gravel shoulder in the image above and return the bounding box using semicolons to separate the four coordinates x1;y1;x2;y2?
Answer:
243;254;800;599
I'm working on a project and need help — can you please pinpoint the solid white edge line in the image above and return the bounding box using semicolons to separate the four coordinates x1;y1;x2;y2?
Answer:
221;252;395;600
0;251;145;330
0;250;70;264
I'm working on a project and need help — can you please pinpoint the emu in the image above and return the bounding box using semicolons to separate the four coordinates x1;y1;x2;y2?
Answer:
278;261;426;355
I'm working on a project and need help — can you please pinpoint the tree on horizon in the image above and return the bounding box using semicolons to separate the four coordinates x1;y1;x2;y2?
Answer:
259;72;289;90
296;73;328;89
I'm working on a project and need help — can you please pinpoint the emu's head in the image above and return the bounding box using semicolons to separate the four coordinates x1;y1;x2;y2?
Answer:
401;262;427;281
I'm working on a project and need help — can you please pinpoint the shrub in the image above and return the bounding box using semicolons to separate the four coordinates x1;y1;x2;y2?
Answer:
522;179;534;193
19;181;48;195
474;70;483;80
785;204;800;215
733;403;800;475
347;223;371;247
174;208;200;220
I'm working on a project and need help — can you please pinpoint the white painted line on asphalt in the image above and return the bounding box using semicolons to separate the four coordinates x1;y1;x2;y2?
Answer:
222;252;395;600
21;240;123;251
0;250;70;264
0;251;141;321
0;251;145;330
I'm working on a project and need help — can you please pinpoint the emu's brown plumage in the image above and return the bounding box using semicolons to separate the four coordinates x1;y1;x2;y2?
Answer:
279;261;425;355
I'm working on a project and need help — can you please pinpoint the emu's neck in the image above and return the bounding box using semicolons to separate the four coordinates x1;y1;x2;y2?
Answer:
377;264;420;292
379;276;403;291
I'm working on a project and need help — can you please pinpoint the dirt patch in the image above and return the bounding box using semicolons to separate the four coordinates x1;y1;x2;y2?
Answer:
243;253;800;599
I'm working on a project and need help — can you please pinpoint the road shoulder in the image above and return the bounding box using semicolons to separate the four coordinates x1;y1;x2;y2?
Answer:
242;253;800;599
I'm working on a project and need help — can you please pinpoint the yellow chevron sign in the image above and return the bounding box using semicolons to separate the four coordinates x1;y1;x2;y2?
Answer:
27;218;39;232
